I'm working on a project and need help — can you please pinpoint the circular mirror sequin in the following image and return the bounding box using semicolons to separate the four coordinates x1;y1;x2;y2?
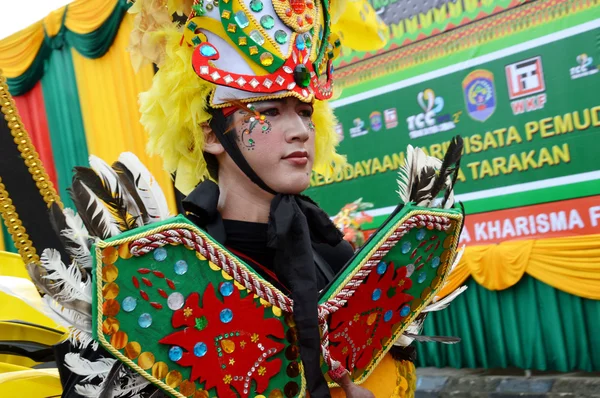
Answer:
401;241;412;254
153;248;167;262
275;30;287;44
194;342;208;357
138;313;153;328
174;260;188;275
418;272;427;283
220;308;233;323
165;370;182;388
284;381;299;397
169;346;183;362
122;296;137;312
250;0;263;12
168;292;185;310
431;256;441;269
372;288;382;301
138;352;155;370
416;229;426;241
219;282;234;297
260;15;275;30
384;310;393;322
125;341;141;359
286;361;300;377
285;345;299;360
377;261;387;275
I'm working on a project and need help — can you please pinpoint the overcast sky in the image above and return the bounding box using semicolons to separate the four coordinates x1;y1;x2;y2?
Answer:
0;1;74;40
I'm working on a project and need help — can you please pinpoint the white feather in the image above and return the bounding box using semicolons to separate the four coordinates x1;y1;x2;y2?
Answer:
42;295;92;333
89;155;144;229
396;145;414;203
80;182;122;237
118;152;170;222
65;352;116;382
69;328;99;351
41;248;91;304
75;383;103;397
61;208;93;269
447;244;466;277
112;372;151;397
426;285;468;312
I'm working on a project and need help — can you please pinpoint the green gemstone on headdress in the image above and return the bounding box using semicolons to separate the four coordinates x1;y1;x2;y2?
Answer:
260;15;275;30
187;21;198;31
195;316;208;331
294;64;311;88
250;0;264;12
234;11;249;28
192;4;205;15
192;36;202;46
274;30;288;44
249;30;265;45
304;33;312;48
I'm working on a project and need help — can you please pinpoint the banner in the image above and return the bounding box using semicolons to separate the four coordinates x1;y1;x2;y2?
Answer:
306;21;600;218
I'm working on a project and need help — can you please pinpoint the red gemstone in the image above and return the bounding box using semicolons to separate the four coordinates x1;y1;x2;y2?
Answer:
415;256;423;264
140;290;149;301
290;0;305;14
416;263;424;271
410;249;417;259
426;243;434;252
430;235;438;240
151;302;163;310
158;288;168;299
297;16;304;26
418;241;427;248
166;279;176;290
285;8;292;17
426;253;434;262
435;241;440;250
305;14;313;24
306;0;314;9
132;276;140;289
152;270;165;278
142;277;153;287
138;268;151;274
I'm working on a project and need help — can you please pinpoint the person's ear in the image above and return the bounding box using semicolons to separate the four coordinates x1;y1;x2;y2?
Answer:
202;123;225;155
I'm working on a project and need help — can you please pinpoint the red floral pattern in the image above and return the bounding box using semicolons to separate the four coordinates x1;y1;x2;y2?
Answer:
328;263;413;372
159;283;285;397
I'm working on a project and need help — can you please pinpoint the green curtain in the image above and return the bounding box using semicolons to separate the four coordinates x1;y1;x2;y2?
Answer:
7;0;129;96
41;46;89;209
1;223;17;253
417;275;600;372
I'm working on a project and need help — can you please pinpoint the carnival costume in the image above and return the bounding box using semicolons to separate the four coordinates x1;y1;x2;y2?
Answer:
0;1;467;397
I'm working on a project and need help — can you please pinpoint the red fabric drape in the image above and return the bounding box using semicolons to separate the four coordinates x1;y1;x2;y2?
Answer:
13;82;59;188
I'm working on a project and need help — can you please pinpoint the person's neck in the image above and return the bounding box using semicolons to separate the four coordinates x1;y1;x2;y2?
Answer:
217;171;274;223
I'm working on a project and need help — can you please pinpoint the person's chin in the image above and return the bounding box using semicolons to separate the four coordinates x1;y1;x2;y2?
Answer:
276;174;311;194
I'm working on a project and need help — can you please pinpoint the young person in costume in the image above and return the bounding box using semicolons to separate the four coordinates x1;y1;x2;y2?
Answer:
0;1;466;397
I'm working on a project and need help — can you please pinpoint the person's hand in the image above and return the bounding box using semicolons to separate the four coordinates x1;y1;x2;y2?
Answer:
336;373;375;398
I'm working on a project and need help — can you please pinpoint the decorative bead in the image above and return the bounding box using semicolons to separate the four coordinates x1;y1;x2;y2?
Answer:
418;272;427;283
221;339;235;354
401;241;412;254
406;263;415;277
169;346;183;362
194;342;208;357
122;296;137;312
400;305;410;317
384;310;393;322
220;282;234;297
250;0;263;12
431;257;441;268
304;33;312;48
372;288;382;301
376;261;387;275
293;64;310;87
296;34;305;51
275;30;288;44
234;11;249;28
153;248;167;262
260;52;274;66
168;292;185;310
138;313;152;328
227;23;237;33
417;229;426;241
290;0;305;14
220;308;233;323
195;316;208;331
260;15;275;30
249;30;265;45
174;260;188;275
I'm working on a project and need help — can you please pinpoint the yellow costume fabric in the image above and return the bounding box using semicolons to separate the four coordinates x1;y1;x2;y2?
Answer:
438;234;600;300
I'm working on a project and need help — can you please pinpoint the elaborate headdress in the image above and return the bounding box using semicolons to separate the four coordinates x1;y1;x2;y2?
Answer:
129;0;386;194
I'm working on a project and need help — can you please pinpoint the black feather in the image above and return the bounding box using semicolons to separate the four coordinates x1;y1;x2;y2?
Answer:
47;202;75;264
405;333;461;344
98;362;123;398
436;136;464;207
112;161;149;225
69;179;113;239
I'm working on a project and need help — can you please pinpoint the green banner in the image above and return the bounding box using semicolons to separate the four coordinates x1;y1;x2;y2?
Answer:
307;22;600;216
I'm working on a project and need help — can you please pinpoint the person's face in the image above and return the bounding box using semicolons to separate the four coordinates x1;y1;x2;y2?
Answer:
231;97;315;194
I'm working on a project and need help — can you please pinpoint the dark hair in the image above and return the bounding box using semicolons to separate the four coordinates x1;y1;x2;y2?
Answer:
204;106;236;181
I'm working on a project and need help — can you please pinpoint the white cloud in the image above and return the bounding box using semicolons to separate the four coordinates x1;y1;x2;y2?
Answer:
0;1;74;40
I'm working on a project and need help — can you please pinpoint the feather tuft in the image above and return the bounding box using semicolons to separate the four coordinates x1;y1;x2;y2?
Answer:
64;353;116;382
41;249;91;304
70;178;121;239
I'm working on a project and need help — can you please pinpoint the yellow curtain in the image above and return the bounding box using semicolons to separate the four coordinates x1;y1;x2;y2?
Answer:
70;14;177;214
0;227;5;252
438;233;600;300
0;0;119;78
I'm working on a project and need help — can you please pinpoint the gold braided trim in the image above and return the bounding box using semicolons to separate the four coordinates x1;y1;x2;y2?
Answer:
324;208;463;386
0;69;63;209
95;221;306;397
0;176;39;264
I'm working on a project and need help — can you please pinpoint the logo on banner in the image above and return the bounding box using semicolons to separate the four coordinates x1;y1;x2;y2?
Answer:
505;56;547;115
463;69;496;122
406;89;457;139
384;108;398;129
370;111;383;131
335;123;344;142
349;118;369;138
570;53;598;79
